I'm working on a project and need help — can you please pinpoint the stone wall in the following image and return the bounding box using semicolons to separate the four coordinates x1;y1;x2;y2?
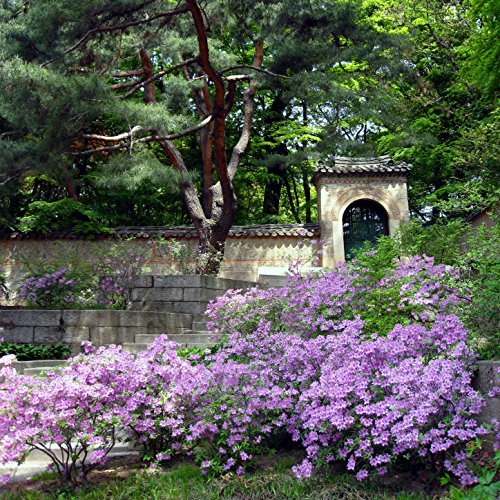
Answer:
472;360;500;452
0;309;192;355
0;275;256;353
0;226;318;286
129;274;257;315
473;361;499;424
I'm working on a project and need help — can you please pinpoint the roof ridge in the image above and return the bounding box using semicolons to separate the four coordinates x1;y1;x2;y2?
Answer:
313;155;411;179
1;223;321;240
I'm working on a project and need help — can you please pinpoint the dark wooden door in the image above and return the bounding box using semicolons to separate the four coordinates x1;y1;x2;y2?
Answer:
343;200;389;259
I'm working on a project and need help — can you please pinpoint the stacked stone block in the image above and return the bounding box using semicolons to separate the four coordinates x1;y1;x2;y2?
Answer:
0;276;257;354
129;275;256;315
0;309;192;355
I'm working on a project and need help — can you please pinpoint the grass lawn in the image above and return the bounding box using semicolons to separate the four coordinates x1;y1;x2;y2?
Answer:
2;451;447;499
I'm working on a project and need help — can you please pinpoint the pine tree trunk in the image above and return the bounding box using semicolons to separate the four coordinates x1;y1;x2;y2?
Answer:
262;95;288;217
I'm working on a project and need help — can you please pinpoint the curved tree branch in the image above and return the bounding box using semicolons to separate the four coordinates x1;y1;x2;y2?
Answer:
227;39;264;180
75;115;214;156
82;125;143;142
220;65;290;79
41;5;189;67
117;58;199;99
112;69;145;78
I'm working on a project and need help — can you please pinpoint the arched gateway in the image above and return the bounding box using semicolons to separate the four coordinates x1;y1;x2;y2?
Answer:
312;156;411;266
342;199;389;259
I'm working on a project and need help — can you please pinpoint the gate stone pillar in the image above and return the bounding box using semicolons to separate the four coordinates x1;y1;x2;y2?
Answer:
312;156;411;267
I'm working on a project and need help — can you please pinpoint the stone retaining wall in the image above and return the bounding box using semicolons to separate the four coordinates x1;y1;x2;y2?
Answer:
0;276;257;354
129;275;256;314
0;309;193;355
473;360;500;449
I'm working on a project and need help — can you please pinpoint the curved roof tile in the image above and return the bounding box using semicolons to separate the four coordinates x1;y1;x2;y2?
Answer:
313;155;411;181
1;223;320;240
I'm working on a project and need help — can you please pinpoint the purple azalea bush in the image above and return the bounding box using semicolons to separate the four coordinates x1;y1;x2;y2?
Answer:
16;268;93;309
0;351;119;487
208;255;462;340
0;337;210;487
0;256;491;488
16;251;144;310
92;252;144;309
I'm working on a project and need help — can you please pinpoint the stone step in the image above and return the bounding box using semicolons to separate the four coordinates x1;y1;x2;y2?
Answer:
12;359;67;375
13;359;67;369
192;321;210;331
123;336;215;354
131;301;209;315
23;366;64;377
122;343;154;354
124;342;216;355
134;332;214;345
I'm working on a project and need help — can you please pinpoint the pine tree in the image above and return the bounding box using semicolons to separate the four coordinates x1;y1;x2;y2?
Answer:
0;0;406;270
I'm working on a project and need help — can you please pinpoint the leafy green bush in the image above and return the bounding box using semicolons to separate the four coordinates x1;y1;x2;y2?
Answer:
14;240;148;310
351;217;499;359
445;449;500;500
457;220;500;359
18;199;112;236
398;219;466;265
156;239;223;275
0;341;70;360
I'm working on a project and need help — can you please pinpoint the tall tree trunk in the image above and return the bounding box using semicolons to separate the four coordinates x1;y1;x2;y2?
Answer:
301;102;312;223
262;95;288;217
263;163;284;217
62;166;78;201
283;175;301;223
138;3;264;275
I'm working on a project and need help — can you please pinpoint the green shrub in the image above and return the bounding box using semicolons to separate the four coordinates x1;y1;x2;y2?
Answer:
398;218;466;265
155;239;223;275
446;449;500;500
457;219;500;359
18;199;112;237
351;217;499;359
0;341;70;360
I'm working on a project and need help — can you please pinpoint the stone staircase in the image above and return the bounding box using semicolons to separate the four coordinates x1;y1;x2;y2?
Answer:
12;314;213;375
122;314;214;354
13;359;67;377
5;275;258;376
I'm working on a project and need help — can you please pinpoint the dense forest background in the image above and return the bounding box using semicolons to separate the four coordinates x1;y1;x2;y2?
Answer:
0;0;498;237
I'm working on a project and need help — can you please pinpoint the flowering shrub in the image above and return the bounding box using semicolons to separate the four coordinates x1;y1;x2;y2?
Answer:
289;316;485;484
0;337;210;487
201;256;487;481
350;254;463;334
0;257;491;489
191;314;486;484
113;337;211;462
92;252;144;309
208;255;463;340
16;268;94;309
353;221;500;360
15;243;146;309
0;353;120;487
